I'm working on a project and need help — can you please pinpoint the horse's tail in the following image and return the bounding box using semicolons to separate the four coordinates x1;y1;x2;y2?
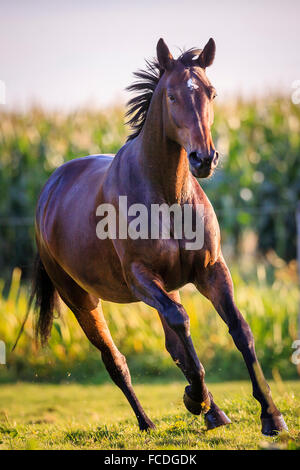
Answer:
12;254;57;351
33;254;58;346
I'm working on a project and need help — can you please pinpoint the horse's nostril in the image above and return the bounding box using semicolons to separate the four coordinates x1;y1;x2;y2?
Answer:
188;152;203;167
189;151;198;162
212;151;219;165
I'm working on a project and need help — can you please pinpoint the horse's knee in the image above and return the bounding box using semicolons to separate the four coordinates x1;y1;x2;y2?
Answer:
165;338;181;365
163;304;190;335
164;337;174;356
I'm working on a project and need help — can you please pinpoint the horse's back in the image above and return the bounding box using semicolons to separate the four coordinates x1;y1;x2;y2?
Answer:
48;154;114;181
46;154;114;186
36;154;115;249
37;154;113;213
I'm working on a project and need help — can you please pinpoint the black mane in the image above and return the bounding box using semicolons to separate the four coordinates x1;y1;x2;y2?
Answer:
125;48;202;141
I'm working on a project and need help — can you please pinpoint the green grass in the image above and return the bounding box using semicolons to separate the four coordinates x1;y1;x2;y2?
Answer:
0;380;299;450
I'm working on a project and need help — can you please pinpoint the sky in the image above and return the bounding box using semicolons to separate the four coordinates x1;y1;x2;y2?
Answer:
0;0;299;111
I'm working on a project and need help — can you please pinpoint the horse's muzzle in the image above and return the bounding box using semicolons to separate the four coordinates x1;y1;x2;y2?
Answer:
188;150;219;178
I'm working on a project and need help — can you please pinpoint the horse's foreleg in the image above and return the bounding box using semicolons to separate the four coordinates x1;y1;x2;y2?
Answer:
195;255;288;436
125;262;211;414
158;291;231;429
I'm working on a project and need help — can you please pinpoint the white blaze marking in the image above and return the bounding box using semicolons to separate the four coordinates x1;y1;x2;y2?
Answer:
187;78;198;91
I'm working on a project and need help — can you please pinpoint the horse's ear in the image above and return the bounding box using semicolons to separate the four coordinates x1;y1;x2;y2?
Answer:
198;38;216;68
156;38;174;71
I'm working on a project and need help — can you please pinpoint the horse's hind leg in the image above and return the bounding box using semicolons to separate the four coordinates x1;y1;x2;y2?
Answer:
158;291;231;430
43;262;155;431
67;296;155;431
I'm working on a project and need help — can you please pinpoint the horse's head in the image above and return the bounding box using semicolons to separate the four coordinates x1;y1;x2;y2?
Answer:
157;38;219;178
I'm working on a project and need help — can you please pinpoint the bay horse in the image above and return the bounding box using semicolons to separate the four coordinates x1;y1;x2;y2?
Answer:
32;38;287;435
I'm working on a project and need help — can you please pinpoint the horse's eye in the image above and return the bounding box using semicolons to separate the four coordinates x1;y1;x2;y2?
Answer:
208;87;217;100
168;94;176;103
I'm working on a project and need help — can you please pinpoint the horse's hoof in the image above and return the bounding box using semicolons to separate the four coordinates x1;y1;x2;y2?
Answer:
205;408;231;431
139;418;156;432
261;414;288;436
183;386;211;415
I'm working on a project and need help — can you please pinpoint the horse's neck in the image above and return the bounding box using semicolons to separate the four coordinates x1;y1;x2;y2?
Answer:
136;94;192;205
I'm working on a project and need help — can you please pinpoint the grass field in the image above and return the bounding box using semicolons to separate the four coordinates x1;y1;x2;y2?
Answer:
0;380;299;450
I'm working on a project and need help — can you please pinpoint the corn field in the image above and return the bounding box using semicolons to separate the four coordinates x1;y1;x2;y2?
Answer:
0;96;300;279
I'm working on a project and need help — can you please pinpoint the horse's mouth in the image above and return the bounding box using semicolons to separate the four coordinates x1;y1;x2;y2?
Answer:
190;166;214;179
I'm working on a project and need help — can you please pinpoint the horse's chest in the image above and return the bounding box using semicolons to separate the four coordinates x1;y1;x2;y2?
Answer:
147;230;220;290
